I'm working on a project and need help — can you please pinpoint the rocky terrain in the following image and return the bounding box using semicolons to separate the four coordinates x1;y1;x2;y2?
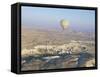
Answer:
21;27;95;71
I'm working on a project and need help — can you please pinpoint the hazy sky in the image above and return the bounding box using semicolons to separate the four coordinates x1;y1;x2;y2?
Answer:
21;6;95;33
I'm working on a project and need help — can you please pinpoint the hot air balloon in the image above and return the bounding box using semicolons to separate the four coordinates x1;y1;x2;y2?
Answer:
60;19;69;30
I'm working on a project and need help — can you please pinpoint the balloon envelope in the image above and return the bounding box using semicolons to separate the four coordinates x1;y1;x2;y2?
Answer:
60;19;69;30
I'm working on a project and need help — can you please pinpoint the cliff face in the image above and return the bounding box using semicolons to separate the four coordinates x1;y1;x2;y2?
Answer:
21;51;95;71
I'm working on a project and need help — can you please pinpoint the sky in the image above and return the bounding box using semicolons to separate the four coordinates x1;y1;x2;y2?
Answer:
21;6;95;33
